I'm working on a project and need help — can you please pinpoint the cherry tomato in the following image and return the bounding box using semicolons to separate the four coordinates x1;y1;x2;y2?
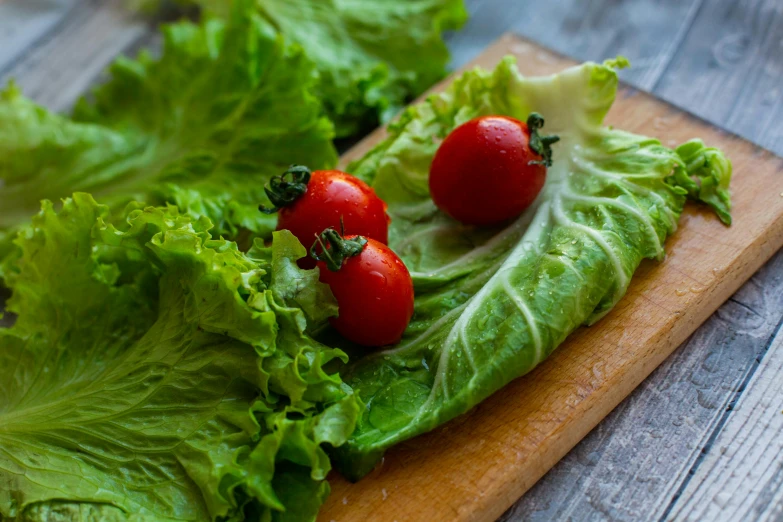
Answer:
311;230;414;347
429;113;559;226
260;166;389;267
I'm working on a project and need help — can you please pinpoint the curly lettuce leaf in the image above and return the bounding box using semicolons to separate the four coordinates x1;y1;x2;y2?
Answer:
0;194;358;521
672;139;733;224
256;0;468;136
0;2;337;260
332;57;732;478
137;0;468;137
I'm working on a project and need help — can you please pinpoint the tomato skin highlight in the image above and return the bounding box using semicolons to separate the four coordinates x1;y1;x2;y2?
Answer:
429;115;548;226
277;170;389;267
316;236;414;347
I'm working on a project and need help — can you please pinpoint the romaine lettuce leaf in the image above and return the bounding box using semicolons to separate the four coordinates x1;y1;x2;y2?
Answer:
136;0;468;137
0;194;358;521
333;57;732;478
0;1;336;261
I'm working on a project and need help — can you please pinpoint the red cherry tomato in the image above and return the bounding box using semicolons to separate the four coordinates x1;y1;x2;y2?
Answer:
261;167;389;267
429;114;559;226
312;231;414;347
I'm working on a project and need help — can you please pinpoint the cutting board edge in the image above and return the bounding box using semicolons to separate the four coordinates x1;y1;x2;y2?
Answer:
467;205;783;522
341;33;783;169
323;32;783;522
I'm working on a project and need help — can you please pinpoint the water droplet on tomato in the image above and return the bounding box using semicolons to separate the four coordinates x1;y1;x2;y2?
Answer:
369;270;387;287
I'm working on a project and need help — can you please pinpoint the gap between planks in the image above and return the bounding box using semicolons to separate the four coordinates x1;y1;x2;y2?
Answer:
322;33;783;522
668;320;783;521
0;0;154;112
2;2;783;521
502;249;783;521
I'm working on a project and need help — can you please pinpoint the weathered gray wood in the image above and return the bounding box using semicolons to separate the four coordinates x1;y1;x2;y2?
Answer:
0;0;76;74
667;321;783;521
1;1;783;520
0;0;152;112
446;0;703;92
445;1;783;520
500;248;783;522
654;0;783;155
447;0;783;157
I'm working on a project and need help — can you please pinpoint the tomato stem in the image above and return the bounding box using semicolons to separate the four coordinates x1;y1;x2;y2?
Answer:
259;165;311;214
310;228;367;272
527;113;560;167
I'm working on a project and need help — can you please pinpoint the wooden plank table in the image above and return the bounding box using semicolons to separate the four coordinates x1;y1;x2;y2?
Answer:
1;1;782;520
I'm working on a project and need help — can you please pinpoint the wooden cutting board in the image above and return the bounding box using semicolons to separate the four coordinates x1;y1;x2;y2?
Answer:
320;34;783;522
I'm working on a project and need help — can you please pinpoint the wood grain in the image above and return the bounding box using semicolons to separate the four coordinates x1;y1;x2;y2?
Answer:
0;0;150;112
667;325;783;521
654;0;783;155
2;2;783;520
0;0;76;75
445;0;704;91
319;34;783;522
444;2;783;519
501;249;783;521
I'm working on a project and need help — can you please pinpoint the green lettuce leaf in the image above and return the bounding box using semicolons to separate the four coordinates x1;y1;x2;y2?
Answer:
135;0;468;137
332;57;732;478
0;194;358;521
0;2;337;261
